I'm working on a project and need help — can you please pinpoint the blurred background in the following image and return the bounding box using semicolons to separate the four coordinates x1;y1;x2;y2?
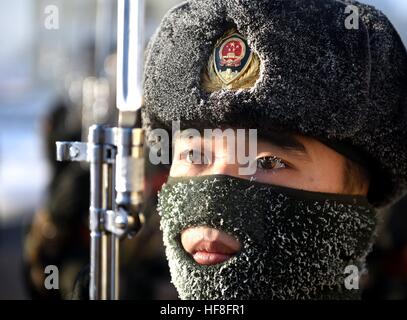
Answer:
0;0;406;300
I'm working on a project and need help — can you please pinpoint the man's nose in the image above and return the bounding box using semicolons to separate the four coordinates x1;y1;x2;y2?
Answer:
204;158;241;177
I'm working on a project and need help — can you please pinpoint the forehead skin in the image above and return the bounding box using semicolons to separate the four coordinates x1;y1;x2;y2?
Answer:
169;129;363;195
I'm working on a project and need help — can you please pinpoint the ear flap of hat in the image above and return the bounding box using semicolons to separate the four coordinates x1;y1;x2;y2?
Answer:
341;1;407;206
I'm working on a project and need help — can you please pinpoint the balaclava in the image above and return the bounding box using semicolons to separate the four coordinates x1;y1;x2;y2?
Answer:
158;175;377;300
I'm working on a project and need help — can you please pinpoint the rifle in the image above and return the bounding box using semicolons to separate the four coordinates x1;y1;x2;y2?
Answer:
56;0;145;300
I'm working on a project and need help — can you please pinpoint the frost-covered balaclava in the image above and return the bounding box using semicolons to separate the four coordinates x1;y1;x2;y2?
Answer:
158;175;377;300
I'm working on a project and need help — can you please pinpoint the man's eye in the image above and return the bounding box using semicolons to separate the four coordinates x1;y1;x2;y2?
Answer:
256;156;287;170
180;149;209;164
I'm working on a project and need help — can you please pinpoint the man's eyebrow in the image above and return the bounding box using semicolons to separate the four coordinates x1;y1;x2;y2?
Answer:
259;131;308;155
178;128;309;156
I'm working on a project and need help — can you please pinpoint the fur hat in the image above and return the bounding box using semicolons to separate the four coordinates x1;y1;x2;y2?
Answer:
143;0;407;207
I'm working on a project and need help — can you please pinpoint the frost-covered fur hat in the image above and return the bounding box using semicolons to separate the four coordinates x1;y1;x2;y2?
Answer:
143;0;407;207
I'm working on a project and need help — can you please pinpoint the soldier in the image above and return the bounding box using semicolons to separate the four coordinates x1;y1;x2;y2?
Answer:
23;99;89;300
142;0;407;299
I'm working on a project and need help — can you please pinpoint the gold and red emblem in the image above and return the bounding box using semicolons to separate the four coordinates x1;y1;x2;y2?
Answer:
214;32;253;85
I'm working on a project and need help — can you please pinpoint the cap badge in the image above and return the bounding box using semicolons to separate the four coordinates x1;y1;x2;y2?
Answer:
214;33;253;85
